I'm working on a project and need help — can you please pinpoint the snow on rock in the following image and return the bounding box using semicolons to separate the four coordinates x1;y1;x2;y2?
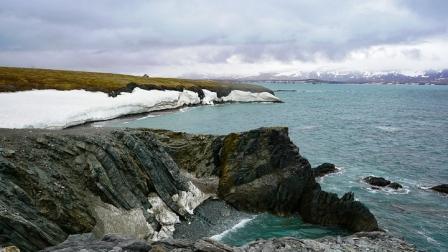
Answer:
172;181;210;215
147;193;180;241
177;90;200;106
0;88;280;129
202;89;220;105
221;90;281;103
0;88;201;129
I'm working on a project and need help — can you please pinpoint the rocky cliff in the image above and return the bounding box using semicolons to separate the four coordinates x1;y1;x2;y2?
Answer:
0;127;379;251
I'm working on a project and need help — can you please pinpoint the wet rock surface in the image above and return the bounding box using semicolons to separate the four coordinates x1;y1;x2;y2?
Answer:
363;176;403;190
1;127;382;251
312;163;337;177
173;199;253;241
431;184;448;194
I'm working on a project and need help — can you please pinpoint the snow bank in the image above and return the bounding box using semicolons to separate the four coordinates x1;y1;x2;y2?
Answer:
0;88;280;129
222;90;280;103
0;88;200;129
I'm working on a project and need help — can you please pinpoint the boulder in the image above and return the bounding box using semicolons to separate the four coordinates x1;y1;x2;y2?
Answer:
312;163;337;177
388;182;403;190
431;184;448;194
363;176;391;187
363;176;403;190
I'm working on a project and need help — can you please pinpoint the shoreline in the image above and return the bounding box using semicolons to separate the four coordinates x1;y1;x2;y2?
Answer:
0;87;281;129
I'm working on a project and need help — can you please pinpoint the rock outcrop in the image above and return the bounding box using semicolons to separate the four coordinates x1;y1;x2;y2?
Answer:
43;232;417;252
156;127;378;232
0;127;378;251
431;184;448;194
312;163;337;177
363;176;403;190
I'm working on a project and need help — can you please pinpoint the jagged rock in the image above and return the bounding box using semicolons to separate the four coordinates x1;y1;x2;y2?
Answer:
241;231;416;252
312;163;337;177
431;184;448;194
41;233;152;252
0;128;203;251
43;232;416;252
158;127;378;232
363;176;403;190
0;127;379;251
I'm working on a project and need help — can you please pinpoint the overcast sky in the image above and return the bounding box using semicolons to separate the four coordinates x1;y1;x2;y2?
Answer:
0;0;447;77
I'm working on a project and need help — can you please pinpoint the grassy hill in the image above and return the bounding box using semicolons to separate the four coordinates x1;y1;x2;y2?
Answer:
0;67;271;95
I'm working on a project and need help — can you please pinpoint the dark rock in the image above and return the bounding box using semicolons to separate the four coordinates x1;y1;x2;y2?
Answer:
312;163;337;177
388;182;403;189
42;233;152;252
363;176;391;187
158;127;378;232
173;199;253;241
363;176;403;190
44;232;417;251
0;127;379;251
0;128;194;251
431;184;448;194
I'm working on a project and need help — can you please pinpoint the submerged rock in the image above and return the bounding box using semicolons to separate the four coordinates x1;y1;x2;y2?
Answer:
431;184;448;194
363;176;403;190
312;163;337;177
0;127;379;251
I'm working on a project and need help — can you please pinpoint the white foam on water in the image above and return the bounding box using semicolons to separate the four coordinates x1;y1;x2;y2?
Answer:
210;216;256;241
375;126;401;132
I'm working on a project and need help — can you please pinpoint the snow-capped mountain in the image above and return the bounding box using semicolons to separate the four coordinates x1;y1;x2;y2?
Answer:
232;70;448;84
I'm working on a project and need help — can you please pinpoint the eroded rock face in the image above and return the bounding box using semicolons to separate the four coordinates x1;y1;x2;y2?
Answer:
0;128;201;251
157;127;379;232
0;127;379;251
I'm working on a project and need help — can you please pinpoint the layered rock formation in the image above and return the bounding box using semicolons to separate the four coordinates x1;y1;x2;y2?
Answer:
42;232;417;252
0;127;379;251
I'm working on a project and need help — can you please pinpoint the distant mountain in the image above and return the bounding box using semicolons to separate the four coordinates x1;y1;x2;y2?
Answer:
230;70;448;85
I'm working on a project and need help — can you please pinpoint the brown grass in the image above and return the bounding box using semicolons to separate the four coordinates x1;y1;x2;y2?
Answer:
0;67;270;94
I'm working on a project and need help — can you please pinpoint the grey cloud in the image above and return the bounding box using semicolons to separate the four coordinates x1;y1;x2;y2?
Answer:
0;0;447;73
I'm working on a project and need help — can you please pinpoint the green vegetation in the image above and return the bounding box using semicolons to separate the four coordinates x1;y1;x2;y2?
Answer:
0;67;270;94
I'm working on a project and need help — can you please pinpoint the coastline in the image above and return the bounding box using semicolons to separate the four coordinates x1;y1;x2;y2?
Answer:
0;127;401;251
0;87;281;129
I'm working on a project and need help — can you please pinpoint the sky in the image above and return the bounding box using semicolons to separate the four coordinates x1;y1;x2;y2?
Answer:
0;0;447;77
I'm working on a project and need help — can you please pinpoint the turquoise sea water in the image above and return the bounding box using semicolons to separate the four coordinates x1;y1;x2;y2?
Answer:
103;83;448;251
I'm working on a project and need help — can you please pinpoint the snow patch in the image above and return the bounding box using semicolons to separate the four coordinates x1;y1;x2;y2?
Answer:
222;90;280;103
0;88;280;129
172;181;210;215
147;193;180;241
202;89;220;105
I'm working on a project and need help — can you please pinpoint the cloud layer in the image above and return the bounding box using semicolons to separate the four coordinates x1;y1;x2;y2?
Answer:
0;0;447;76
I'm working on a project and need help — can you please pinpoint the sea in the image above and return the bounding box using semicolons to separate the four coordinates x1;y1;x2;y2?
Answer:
98;82;448;251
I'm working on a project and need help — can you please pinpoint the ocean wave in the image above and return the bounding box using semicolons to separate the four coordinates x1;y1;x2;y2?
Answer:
317;166;345;183
375;126;400;132
137;114;157;120
210;217;255;241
